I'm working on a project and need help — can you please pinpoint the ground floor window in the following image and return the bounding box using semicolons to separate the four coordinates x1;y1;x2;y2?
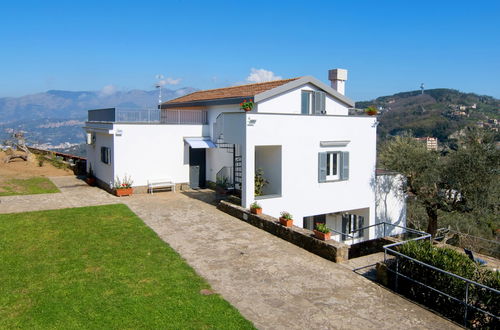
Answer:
342;214;364;239
101;147;110;164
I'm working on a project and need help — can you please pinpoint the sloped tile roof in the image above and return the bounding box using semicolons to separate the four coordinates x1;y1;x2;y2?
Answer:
164;78;301;105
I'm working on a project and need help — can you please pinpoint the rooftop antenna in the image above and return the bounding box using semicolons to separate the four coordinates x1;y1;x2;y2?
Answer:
155;74;164;106
420;83;425;94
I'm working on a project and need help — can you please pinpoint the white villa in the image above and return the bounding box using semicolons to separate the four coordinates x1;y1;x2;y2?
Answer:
84;68;405;243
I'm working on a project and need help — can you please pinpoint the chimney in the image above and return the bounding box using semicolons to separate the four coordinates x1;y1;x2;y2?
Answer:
328;69;348;95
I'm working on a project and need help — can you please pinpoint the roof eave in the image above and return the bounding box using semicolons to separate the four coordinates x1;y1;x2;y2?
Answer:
161;96;249;109
254;76;355;107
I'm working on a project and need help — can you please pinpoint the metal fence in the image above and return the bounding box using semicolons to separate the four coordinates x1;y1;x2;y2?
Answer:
383;236;500;327
435;228;500;259
87;108;208;125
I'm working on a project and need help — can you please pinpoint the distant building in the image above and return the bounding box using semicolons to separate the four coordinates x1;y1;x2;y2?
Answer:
415;137;438;151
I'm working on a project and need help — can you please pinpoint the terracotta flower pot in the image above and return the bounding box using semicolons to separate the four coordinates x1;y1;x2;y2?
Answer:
244;107;252;111
251;207;262;215
279;217;293;227
86;177;96;186
116;187;133;197
366;110;377;116
314;230;331;241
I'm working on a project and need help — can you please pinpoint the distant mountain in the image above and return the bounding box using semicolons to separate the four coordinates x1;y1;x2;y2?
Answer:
356;89;500;143
0;87;197;123
0;87;197;148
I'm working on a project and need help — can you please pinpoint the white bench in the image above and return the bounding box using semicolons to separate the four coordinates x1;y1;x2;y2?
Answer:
147;179;176;194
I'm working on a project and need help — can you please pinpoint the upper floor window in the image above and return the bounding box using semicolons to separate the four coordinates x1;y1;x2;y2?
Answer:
301;90;326;115
318;151;349;182
101;146;111;164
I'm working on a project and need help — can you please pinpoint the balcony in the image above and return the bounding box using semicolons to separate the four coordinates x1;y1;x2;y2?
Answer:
87;108;208;125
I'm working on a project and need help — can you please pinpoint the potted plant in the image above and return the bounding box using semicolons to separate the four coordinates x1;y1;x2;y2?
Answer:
250;201;262;215
314;223;331;241
254;168;269;196
365;106;378;116
240;99;254;112
114;174;133;197
86;164;96;186
279;211;293;227
216;177;230;196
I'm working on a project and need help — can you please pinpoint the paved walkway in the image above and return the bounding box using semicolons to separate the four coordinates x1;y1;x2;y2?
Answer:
0;178;459;329
0;176;118;214
123;191;459;330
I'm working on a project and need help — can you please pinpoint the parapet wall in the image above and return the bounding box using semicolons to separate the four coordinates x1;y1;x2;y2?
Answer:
217;201;349;263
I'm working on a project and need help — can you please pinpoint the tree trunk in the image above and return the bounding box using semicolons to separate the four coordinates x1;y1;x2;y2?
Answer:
425;206;439;237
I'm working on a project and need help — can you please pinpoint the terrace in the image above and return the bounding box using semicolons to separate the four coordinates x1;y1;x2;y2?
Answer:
87;108;208;125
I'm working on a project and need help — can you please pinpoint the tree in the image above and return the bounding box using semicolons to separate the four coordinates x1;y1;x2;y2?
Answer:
378;130;499;236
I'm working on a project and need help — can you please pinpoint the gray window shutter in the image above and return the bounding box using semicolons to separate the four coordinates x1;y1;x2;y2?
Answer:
301;91;310;114
341;215;348;241
340;152;349;180
358;216;365;237
313;91;326;114
318;152;327;182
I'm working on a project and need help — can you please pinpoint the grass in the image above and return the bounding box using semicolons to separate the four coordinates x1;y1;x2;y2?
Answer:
0;204;254;329
0;177;59;196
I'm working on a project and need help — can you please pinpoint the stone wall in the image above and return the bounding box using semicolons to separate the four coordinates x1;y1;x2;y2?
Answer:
217;201;349;263
348;236;399;259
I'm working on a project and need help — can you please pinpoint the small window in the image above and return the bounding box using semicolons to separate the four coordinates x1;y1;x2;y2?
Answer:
301;90;326;114
101;147;110;164
326;152;339;181
342;214;365;239
318;151;349;182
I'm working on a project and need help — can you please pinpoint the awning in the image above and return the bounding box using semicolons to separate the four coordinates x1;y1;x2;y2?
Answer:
184;137;217;149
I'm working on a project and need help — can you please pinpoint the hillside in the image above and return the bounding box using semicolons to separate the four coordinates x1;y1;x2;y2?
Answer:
356;89;500;142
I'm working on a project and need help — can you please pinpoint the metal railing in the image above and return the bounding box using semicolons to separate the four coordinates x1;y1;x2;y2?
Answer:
328;221;427;245
116;109;160;123
383;234;499;327
87;108;208;125
161;109;208;124
216;166;234;189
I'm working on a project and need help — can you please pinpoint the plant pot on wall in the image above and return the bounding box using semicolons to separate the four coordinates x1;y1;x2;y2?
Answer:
115;188;133;197
251;207;262;215
314;230;331;241
86;177;96;186
279;217;293;227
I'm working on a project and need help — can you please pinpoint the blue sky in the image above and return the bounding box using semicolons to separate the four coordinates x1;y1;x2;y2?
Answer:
1;0;499;101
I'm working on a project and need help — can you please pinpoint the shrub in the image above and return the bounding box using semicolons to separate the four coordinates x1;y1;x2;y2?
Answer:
387;240;499;328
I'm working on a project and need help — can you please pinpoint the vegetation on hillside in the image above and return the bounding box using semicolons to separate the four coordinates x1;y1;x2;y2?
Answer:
357;88;500;144
0;204;253;329
379;129;499;238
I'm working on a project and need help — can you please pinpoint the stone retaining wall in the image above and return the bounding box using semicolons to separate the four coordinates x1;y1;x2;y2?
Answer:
217;201;349;263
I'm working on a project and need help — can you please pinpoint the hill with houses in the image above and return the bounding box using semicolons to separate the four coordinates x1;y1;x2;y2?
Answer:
356;89;500;144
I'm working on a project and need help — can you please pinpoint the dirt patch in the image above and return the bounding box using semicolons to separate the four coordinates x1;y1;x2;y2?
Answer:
0;151;72;179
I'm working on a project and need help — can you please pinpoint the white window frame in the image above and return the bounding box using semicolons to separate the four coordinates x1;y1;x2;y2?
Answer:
326;151;340;181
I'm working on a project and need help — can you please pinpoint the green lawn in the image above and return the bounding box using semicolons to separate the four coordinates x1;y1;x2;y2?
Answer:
0;204;254;329
0;177;59;196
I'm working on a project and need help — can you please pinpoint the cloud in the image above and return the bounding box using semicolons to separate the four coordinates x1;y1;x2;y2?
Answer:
100;85;118;96
158;77;182;86
246;68;282;83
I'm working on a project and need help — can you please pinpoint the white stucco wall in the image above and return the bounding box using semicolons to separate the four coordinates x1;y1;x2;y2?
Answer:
375;174;407;237
256;83;348;116
86;123;209;187
206;147;233;182
221;112;377;236
86;129;114;186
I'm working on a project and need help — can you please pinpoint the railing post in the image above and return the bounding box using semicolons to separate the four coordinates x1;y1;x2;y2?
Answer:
395;256;399;292
383;222;386;238
464;282;469;327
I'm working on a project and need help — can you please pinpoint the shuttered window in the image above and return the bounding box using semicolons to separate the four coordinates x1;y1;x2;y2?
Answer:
101;147;111;164
301;90;326;114
318;151;349;182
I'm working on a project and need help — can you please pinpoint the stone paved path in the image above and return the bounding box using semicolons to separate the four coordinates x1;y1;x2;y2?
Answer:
123;191;459;330
0;176;118;214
